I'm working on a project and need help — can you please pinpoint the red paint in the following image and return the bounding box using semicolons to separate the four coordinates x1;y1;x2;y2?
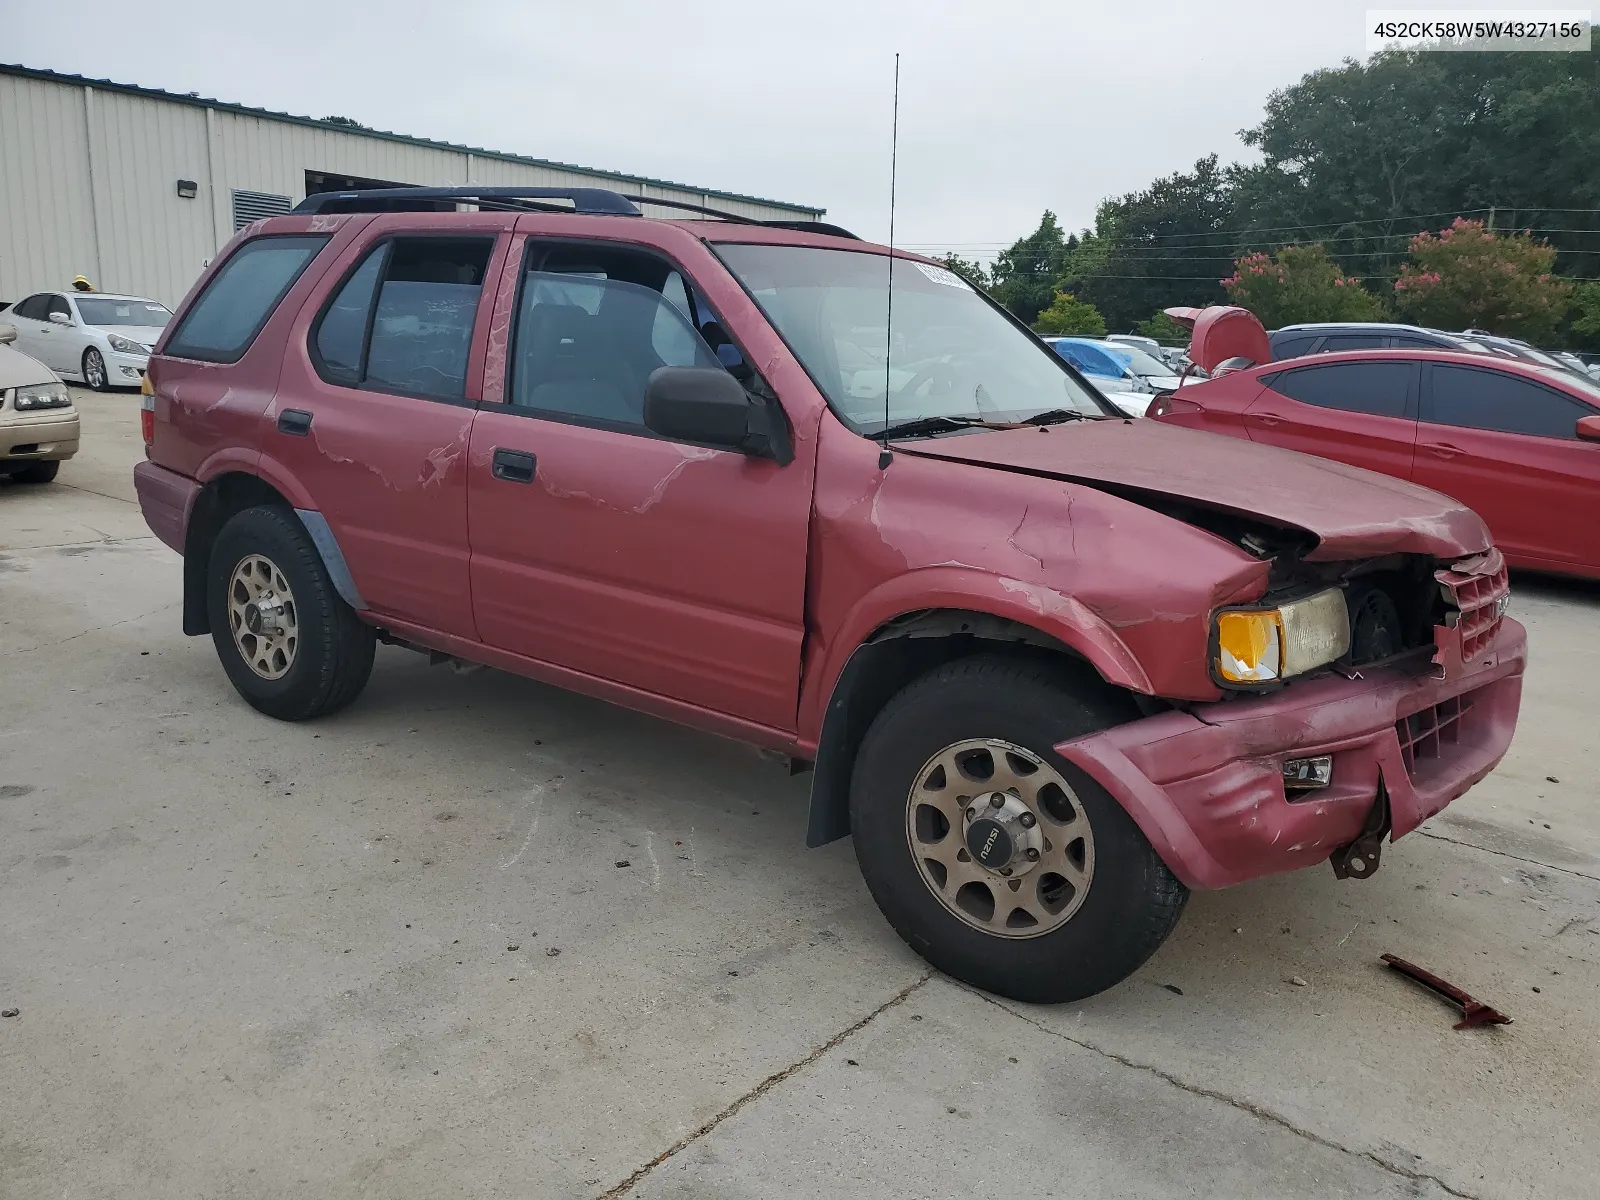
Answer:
1157;307;1600;578
133;211;1529;892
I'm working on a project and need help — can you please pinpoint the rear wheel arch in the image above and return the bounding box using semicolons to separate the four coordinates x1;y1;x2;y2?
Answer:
803;607;1144;848
182;473;296;635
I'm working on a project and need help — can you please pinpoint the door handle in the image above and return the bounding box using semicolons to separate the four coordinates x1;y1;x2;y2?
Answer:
492;448;536;483
277;408;313;436
1249;410;1285;427
1422;442;1462;460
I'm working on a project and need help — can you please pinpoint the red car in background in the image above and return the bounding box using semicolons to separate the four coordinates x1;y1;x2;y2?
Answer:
1153;307;1600;579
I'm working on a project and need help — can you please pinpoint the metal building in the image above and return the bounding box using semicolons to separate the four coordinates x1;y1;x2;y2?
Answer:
0;64;824;308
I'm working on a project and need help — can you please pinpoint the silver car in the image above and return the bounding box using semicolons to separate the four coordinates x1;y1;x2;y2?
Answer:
3;290;171;391
0;323;79;483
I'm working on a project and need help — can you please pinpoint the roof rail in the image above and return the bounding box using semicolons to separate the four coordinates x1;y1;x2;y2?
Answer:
618;195;859;239
293;186;642;216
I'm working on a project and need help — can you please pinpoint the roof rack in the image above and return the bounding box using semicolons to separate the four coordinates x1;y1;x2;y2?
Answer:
294;186;642;216
291;186;859;238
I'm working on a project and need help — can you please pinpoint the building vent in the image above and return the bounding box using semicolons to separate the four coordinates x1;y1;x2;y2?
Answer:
231;189;292;230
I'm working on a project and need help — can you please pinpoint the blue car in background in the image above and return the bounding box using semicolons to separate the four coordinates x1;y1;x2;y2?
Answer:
1044;337;1186;416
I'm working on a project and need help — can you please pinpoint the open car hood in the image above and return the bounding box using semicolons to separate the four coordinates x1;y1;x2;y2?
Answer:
892;419;1491;562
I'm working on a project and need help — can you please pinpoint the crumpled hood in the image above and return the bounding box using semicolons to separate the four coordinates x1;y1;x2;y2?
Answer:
893;419;1491;562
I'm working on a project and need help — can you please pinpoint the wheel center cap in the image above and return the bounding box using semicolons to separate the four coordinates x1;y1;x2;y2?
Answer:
244;603;264;635
966;816;1015;869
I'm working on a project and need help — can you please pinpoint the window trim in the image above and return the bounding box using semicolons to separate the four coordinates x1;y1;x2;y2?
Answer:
306;232;497;409
1419;361;1597;440
497;235;758;440
1261;357;1419;420
165;233;331;365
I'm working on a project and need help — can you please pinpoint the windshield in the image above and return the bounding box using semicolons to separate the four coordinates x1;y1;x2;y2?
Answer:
76;298;172;328
717;244;1112;433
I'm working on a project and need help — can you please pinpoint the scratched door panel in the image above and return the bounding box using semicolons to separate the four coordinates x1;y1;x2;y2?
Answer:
467;411;810;730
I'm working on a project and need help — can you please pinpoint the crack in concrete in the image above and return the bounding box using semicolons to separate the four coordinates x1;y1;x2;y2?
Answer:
1417;829;1600;884
596;972;932;1198
960;984;1484;1200
5;601;177;654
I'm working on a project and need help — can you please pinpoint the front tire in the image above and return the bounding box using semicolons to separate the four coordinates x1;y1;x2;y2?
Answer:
83;347;110;391
850;654;1188;1004
207;506;375;720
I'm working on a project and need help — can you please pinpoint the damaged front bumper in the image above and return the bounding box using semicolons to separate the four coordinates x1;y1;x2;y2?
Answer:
1055;617;1526;890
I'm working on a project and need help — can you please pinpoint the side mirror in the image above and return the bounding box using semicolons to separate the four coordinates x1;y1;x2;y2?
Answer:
644;366;793;464
1577;415;1600;442
0;324;15;345
49;311;73;326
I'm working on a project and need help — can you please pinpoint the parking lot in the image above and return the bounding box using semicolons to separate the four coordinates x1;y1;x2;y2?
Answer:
0;387;1595;1199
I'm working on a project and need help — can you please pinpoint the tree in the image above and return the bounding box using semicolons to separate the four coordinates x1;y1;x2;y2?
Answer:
1076;156;1234;332
1221;244;1386;329
1566;281;1600;351
938;253;990;288
1393;219;1570;342
1034;292;1107;337
1134;311;1192;344
320;115;369;129
990;212;1071;326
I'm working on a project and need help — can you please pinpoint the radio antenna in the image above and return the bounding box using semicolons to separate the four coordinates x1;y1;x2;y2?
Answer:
879;52;900;470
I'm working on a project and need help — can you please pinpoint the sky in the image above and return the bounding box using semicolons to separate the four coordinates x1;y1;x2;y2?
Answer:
6;0;1471;261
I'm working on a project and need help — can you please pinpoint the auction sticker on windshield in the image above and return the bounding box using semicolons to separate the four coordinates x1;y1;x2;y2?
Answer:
912;262;972;289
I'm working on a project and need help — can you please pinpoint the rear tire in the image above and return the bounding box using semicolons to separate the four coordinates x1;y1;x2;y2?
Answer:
83;347;110;392
850;654;1188;1004
12;460;60;484
207;506;375;720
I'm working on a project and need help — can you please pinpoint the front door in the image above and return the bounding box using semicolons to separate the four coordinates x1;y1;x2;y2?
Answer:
8;294;66;371
267;216;517;638
466;235;814;732
1414;362;1600;569
1244;357;1420;482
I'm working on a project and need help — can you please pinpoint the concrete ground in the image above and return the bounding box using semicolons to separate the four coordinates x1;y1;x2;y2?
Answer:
1;388;1596;1200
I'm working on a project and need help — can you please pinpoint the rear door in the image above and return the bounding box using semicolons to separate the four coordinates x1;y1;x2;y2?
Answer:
466;230;815;731
1244;357;1419;480
1414;362;1600;568
266;214;517;638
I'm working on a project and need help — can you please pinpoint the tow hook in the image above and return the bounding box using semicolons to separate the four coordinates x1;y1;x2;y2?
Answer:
1330;787;1391;880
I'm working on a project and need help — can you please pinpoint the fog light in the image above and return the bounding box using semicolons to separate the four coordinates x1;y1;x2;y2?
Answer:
1283;755;1333;790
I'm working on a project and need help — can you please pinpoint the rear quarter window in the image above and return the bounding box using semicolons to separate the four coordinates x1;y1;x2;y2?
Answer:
165;235;329;363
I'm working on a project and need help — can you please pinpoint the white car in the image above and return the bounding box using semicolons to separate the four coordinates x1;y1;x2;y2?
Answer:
3;290;171;391
0;323;79;483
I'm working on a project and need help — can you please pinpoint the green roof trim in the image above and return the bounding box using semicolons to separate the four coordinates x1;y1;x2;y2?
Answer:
0;63;824;217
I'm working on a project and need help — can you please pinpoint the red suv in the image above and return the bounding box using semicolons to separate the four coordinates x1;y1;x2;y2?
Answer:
134;189;1525;1003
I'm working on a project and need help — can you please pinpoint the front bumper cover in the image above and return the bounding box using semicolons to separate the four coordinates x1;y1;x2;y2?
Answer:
1056;617;1526;890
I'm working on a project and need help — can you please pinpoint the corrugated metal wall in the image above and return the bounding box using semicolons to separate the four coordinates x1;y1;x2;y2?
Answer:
0;71;818;309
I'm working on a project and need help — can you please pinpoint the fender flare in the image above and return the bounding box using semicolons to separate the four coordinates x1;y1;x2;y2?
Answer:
799;568;1154;847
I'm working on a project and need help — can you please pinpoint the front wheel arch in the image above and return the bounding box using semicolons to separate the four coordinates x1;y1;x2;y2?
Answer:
804;611;1140;848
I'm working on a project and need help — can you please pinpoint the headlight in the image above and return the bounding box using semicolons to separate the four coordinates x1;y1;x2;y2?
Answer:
13;382;73;411
1215;588;1351;685
108;334;149;355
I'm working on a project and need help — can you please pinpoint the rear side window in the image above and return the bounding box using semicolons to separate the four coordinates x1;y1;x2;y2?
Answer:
1266;360;1413;418
1269;334;1317;361
311;236;493;401
166;235;328;362
1427;364;1591;439
12;294;50;321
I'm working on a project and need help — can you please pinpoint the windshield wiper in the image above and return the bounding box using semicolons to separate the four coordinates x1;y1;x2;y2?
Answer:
1018;409;1090;426
877;414;1002;439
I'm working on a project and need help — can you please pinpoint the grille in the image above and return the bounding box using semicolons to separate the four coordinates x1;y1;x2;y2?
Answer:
232;189;292;231
1435;550;1508;664
1396;695;1475;776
